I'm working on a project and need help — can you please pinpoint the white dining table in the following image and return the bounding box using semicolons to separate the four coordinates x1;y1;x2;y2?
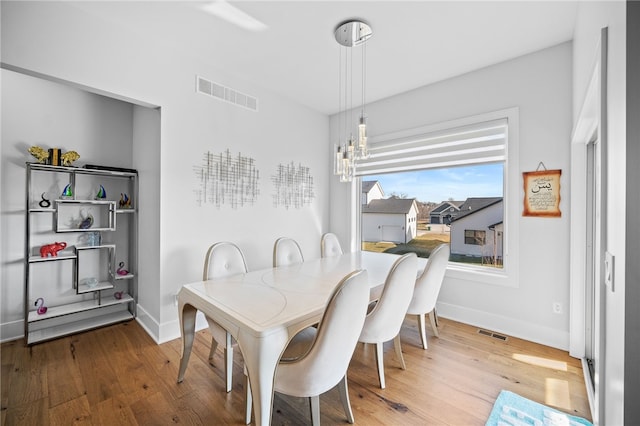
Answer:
176;250;426;425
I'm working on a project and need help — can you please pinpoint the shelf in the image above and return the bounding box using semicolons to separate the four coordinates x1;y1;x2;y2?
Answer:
114;272;135;281
29;251;77;263
77;280;114;294
55;199;117;232
27;293;134;323
76;244;116;251
26;162;138;345
27;162;137;178
27;310;134;345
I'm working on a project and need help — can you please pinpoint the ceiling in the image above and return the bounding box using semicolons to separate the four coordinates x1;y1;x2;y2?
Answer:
70;1;578;115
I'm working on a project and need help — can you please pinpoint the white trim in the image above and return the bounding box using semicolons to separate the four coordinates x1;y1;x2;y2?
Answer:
437;301;569;350
0;319;24;343
357;107;519;288
154;310;210;345
569;27;608;426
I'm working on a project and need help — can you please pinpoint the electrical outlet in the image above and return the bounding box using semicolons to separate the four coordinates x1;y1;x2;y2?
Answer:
553;302;562;314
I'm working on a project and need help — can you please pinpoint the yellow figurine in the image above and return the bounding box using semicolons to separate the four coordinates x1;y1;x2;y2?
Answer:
28;146;49;164
61;150;80;166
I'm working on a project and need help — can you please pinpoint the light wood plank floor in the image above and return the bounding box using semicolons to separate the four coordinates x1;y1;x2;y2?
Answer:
1;317;591;425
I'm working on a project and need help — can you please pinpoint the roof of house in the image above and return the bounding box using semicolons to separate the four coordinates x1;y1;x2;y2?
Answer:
362;180;380;194
452;197;503;221
431;200;464;214
362;198;417;215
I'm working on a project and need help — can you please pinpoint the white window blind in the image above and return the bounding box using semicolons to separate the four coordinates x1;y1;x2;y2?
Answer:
355;118;507;176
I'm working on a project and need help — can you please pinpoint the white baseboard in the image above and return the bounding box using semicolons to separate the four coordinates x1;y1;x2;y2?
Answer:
157;311;209;344
2;301;570;351
135;303;161;343
0;319;24;343
136;303;209;345
437;301;570;351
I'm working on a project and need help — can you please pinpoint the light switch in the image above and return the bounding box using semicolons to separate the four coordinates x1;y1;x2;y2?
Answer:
604;251;614;292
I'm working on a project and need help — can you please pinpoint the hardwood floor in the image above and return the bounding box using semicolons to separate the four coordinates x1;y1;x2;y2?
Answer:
1;317;591;425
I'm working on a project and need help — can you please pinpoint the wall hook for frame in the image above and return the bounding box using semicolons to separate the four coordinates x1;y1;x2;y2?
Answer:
536;162;547;171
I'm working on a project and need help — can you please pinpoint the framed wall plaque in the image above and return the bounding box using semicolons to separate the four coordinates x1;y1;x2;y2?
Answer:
523;169;561;217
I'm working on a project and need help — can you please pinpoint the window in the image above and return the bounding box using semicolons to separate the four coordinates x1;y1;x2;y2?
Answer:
465;230;486;245
357;110;516;276
360;164;503;268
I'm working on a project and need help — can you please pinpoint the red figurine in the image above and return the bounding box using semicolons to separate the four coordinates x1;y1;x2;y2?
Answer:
39;242;67;257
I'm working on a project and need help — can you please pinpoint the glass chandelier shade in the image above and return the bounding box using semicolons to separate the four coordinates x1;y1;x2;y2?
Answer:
333;20;372;182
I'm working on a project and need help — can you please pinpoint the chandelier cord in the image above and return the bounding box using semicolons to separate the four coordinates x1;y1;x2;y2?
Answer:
362;41;366;116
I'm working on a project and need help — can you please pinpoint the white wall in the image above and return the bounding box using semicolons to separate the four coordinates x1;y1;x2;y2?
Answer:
573;2;626;425
331;42;573;350
1;1;329;342
0;69;135;339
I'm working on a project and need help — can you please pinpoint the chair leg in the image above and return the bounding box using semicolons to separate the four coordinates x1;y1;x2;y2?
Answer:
245;369;252;424
429;310;440;338
433;307;439;326
375;342;386;389
224;332;233;392
209;336;219;365
417;313;428;350
393;334;406;370
309;395;321;426
338;374;355;424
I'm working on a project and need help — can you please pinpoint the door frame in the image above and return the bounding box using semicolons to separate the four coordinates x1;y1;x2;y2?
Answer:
569;27;608;425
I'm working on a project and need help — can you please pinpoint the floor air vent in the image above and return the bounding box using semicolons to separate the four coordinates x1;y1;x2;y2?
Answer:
196;75;258;112
478;329;508;341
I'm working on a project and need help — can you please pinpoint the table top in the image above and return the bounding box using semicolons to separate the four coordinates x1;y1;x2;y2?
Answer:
179;251;426;339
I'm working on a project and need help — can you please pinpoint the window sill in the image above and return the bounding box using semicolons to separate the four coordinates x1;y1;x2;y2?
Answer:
445;262;517;288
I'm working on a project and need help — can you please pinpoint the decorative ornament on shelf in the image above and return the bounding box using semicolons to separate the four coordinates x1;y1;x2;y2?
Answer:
61;183;73;199
117;261;129;276
61;150;80;166
28;146;49;164
39;192;51;208
39;241;67;258
48;148;62;166
114;291;124;300
119;193;131;209
78;209;94;229
80;277;99;289
95;185;107;200
333;19;373;183
35;297;48;315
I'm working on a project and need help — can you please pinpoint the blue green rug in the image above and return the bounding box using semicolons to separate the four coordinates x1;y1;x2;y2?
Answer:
486;390;593;426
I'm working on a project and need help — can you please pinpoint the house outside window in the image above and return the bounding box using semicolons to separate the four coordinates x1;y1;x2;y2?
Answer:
355;109;517;276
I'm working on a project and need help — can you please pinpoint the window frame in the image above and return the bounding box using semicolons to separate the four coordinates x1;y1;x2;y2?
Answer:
464;229;487;245
353;108;519;288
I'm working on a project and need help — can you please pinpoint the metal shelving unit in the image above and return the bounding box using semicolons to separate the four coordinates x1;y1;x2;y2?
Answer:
24;163;138;345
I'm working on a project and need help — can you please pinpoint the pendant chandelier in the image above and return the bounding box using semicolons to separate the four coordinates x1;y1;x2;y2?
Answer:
333;19;373;182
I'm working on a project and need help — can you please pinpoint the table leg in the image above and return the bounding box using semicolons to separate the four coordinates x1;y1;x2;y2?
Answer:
237;328;288;426
177;301;197;383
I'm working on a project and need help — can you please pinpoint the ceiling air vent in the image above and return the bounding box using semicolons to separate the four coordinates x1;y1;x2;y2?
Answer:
196;75;258;112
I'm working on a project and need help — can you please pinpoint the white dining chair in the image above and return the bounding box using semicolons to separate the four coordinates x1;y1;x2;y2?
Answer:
320;232;343;258
245;269;370;425
273;237;304;267
358;252;418;389
203;241;248;393
406;243;449;349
